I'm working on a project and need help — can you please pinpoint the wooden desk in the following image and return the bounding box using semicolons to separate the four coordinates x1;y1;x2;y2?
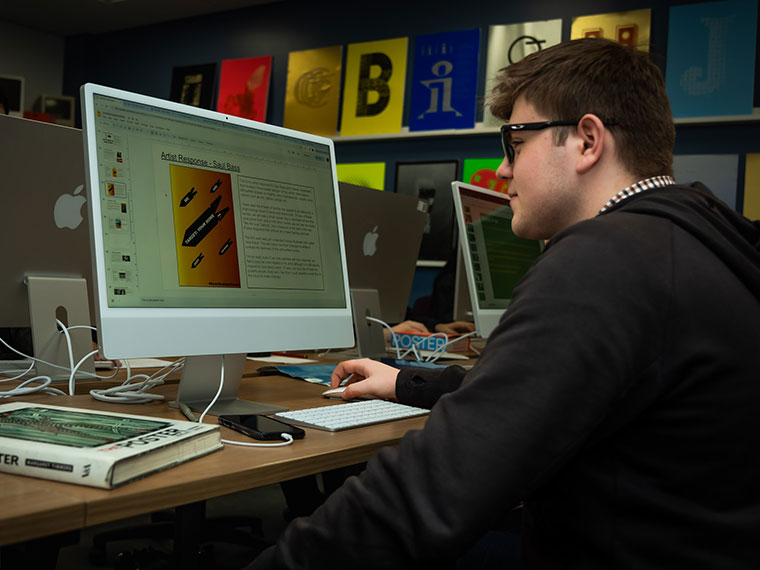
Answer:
0;369;427;547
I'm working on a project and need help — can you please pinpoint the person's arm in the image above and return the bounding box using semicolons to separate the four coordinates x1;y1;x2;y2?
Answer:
330;358;467;407
383;320;429;342
249;217;672;568
433;320;476;335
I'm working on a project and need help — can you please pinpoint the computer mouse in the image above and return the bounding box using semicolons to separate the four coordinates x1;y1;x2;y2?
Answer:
321;386;376;400
322;386;348;399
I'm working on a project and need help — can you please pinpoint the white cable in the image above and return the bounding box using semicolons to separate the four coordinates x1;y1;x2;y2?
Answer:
0;360;35;382
0;326;109;380
56;319;76;386
0;375;66;397
365;316;401;358
222;432;294;447
425;331;478;363
89;359;183;404
195;355;295;448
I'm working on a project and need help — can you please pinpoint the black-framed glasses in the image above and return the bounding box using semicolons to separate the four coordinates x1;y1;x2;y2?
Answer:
500;120;580;164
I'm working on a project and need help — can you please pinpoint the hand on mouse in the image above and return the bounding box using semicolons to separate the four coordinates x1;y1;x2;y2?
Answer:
330;358;400;401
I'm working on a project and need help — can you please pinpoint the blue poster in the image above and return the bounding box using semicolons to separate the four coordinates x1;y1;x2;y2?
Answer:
409;28;480;131
666;0;757;118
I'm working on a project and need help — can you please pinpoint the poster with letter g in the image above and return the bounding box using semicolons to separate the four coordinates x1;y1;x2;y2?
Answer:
340;37;408;136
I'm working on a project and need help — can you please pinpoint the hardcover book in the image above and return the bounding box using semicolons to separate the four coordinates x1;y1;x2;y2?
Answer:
0;402;222;489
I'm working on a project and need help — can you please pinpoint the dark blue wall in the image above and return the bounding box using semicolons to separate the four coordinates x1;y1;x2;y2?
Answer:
63;0;760;151
61;0;760;306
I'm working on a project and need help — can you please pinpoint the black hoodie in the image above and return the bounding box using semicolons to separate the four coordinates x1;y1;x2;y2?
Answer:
251;183;760;570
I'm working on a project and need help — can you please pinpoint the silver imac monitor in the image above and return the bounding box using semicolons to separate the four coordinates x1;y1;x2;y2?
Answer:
80;83;354;415
451;181;543;338
0;114;95;379
452;248;473;322
338;182;426;324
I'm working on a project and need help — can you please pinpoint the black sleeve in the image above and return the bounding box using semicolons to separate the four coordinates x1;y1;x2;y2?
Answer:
248;216;673;569
395;365;467;409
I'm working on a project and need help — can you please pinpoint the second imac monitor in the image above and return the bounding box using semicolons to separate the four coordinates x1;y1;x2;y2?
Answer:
451;181;543;338
80;84;354;414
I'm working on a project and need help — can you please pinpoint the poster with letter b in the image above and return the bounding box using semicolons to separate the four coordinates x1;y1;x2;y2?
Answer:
340;37;408;136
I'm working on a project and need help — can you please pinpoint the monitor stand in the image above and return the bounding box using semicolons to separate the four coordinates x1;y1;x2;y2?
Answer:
350;288;387;358
26;275;96;381
174;353;287;416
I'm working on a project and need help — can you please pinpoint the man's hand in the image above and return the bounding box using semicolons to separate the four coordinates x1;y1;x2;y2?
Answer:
330;358;401;400
383;320;429;342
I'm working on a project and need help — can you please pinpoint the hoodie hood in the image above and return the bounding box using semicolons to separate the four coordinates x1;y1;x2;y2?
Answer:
606;182;760;302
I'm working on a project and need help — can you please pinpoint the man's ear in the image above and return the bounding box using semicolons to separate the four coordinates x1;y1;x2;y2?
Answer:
575;114;606;174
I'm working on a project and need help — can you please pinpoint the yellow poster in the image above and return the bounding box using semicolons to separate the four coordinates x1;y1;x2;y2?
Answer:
169;165;240;288
744;154;760;220
571;9;651;51
336;162;386;190
283;45;342;136
340;37;408;136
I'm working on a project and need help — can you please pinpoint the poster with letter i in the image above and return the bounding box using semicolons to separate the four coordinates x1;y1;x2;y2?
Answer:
409;28;480;131
666;0;757;118
340;37;408;136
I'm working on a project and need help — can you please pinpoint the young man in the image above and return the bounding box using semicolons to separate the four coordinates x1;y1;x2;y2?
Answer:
247;38;760;569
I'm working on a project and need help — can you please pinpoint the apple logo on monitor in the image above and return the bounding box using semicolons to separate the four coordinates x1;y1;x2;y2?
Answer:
362;225;379;256
54;184;86;230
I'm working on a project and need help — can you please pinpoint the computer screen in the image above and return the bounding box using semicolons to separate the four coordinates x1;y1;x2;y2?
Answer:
80;83;354;414
451;181;543;338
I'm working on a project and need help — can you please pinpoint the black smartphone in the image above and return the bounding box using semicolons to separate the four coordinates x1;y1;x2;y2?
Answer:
218;414;305;441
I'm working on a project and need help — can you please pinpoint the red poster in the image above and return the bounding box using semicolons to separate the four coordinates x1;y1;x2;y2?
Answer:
217;56;272;122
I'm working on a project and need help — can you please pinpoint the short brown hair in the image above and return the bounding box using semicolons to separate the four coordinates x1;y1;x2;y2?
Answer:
488;38;674;179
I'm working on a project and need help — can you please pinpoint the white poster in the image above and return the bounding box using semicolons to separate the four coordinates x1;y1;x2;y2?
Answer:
483;19;563;126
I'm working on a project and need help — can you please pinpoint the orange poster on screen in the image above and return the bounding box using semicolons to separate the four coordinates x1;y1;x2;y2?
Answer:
217;55;272;122
169;165;241;287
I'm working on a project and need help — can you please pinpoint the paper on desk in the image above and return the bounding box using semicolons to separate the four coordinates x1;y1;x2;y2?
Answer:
248;355;319;364
272;364;336;386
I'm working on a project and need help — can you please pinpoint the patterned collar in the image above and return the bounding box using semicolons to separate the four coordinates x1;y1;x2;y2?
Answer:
598;175;676;214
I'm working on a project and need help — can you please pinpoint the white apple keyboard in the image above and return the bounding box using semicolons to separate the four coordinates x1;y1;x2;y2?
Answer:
273;399;429;431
